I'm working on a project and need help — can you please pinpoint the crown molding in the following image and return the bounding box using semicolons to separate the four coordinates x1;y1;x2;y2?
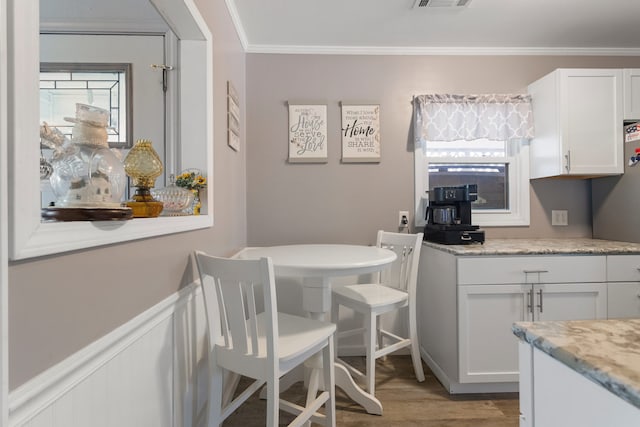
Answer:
243;44;640;56
224;0;248;51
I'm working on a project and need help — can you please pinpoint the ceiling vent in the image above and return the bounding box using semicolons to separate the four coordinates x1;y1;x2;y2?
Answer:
413;0;472;8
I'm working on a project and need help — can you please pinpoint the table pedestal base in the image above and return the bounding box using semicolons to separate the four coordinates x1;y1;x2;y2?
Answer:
264;361;383;416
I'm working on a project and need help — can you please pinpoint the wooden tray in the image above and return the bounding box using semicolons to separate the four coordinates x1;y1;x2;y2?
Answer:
41;207;133;222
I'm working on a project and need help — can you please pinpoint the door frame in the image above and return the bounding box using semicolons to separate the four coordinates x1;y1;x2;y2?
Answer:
0;0;9;424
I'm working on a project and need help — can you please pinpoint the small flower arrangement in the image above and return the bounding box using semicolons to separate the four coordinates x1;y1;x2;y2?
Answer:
175;170;207;191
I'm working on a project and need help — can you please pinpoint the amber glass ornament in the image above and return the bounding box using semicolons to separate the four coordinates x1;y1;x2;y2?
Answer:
123;139;164;218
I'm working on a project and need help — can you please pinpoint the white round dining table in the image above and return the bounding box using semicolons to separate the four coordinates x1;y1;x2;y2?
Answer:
234;244;397;415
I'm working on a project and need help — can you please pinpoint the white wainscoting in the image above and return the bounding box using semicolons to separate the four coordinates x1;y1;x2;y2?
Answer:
6;272;412;426
8;282;208;427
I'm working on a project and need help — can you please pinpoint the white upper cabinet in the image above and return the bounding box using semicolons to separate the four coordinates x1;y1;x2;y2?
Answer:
528;69;624;179
623;69;640;121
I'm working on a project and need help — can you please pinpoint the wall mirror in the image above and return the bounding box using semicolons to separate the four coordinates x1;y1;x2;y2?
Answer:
7;0;213;260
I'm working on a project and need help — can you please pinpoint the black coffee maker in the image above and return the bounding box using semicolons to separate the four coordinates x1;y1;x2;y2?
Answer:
424;184;485;245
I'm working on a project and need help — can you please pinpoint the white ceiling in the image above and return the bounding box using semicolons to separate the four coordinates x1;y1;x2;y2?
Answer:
227;0;640;55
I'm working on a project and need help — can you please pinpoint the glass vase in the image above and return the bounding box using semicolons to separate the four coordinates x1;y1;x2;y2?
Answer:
190;189;201;215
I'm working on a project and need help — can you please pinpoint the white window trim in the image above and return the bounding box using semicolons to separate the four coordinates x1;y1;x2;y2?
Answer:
8;0;214;260
414;140;530;228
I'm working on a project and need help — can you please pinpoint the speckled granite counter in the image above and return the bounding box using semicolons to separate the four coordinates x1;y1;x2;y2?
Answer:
513;319;640;410
423;238;640;256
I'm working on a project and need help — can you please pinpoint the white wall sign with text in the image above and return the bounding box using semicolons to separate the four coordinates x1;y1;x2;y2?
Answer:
288;104;328;163
341;104;380;163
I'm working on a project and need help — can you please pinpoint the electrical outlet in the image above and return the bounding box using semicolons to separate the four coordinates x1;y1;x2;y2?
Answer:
551;210;568;226
399;211;409;228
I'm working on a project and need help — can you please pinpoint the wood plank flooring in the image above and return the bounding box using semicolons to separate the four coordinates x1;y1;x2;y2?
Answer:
222;355;519;426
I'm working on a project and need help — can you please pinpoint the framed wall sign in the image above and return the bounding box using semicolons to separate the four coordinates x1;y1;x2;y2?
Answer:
288;104;328;163
341;104;380;163
227;80;240;151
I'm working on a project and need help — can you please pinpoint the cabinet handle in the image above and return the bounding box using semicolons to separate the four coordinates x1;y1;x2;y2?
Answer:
537;289;544;313
565;150;571;173
527;289;534;314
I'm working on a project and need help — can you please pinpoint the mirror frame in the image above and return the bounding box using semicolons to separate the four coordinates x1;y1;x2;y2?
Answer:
7;0;214;260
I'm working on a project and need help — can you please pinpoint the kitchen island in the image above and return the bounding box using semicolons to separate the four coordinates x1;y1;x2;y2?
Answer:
513;319;640;427
417;238;640;394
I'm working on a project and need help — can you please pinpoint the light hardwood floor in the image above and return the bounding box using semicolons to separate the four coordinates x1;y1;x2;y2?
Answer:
223;355;519;426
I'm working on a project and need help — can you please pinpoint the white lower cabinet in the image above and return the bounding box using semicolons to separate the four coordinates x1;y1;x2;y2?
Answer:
458;284;527;384
418;246;608;393
607;255;640;318
608;283;640;318
458;281;607;384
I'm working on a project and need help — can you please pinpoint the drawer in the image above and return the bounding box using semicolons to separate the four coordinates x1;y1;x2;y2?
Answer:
458;255;606;285
607;282;640;319
607;255;640;282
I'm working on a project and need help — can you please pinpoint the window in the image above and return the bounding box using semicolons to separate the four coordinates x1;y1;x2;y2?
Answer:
414;138;530;227
413;94;533;227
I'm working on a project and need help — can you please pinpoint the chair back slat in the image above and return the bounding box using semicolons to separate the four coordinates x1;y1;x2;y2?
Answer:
225;280;252;355
376;231;423;294
244;280;260;356
194;252;279;360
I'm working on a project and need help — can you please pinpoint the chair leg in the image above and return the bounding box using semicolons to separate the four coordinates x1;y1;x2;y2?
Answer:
322;338;336;427
376;316;385;361
266;376;279;427
409;306;425;383
331;300;339;355
364;311;377;395
208;362;224;427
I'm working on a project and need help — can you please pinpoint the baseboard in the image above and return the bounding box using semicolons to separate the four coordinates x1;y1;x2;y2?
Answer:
420;346;518;394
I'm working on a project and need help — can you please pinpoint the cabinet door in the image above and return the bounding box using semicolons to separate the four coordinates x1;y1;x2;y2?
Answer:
560;69;623;175
535;283;607;321
458;284;529;383
608;282;640;319
623;69;640;121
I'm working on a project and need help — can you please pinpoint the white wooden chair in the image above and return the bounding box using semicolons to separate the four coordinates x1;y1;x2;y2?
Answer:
194;251;336;427
331;231;425;396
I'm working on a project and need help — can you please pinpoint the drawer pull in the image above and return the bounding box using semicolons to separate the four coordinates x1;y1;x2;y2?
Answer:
523;270;549;274
527;290;534;314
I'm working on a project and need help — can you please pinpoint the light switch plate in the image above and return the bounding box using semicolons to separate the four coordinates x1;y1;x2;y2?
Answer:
551;210;568;226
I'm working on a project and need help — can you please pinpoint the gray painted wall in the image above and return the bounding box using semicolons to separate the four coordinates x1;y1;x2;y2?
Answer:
246;55;640;246
8;0;246;389
593;142;640;242
11;6;640;390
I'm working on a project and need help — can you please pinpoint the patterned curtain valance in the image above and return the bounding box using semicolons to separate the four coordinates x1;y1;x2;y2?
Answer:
414;94;534;142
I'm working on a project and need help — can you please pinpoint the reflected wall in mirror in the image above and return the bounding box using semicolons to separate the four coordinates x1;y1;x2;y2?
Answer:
6;0;213;259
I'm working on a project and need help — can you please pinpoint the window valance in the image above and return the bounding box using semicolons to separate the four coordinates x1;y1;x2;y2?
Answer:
414;94;534;142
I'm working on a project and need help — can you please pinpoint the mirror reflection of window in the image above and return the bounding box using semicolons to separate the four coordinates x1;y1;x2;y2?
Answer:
40;63;132;149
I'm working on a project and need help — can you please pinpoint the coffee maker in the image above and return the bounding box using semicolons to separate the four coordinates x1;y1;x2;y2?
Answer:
424;184;485;245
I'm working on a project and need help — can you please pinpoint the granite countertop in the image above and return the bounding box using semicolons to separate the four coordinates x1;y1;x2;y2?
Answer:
423;238;640;256
513;319;640;410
